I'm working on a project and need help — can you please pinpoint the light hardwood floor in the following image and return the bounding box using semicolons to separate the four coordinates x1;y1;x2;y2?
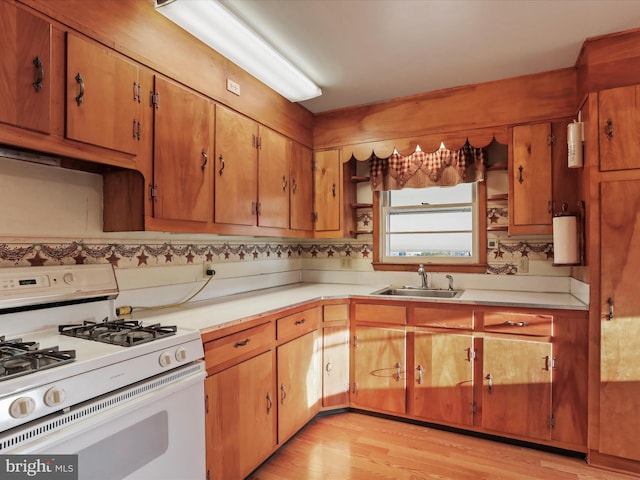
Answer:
248;412;638;480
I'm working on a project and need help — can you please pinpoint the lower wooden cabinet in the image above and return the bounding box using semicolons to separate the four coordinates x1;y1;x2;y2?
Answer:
277;329;322;443
411;329;474;426
322;325;350;407
352;325;406;414
205;351;276;480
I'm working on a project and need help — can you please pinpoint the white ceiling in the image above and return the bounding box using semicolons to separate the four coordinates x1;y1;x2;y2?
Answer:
220;0;640;114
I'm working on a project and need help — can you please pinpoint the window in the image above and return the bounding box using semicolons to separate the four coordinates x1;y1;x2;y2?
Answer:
380;183;481;265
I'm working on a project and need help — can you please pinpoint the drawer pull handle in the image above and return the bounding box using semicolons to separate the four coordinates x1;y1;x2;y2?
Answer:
486;373;493;393
233;338;250;348
502;320;529;327
294;319;306;325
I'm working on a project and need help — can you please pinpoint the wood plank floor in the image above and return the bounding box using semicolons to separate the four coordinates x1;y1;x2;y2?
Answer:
248;412;638;480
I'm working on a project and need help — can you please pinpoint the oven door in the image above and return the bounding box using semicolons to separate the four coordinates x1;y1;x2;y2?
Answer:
5;362;206;480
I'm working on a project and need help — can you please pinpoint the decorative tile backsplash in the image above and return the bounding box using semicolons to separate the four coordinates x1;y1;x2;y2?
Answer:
0;237;551;275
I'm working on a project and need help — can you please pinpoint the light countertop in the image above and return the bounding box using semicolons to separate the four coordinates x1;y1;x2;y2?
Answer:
127;282;588;335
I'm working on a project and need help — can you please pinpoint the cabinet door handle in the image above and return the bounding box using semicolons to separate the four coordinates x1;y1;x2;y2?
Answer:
517;165;524;184
605;119;613;140
201;148;208;170
325;360;332;374
332;183;336;197
33;56;44;92
233;338;250;348
544;355;556;371
280;384;287;404
74;72;85;106
394;362;402;382
218;154;225;176
607;297;614;321
266;392;272;413
282;175;288;191
416;365;424;385
485;373;493;393
292;179;298;194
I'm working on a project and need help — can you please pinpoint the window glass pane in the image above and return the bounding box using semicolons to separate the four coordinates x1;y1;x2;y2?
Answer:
390;183;472;206
386;232;473;257
388;207;472;233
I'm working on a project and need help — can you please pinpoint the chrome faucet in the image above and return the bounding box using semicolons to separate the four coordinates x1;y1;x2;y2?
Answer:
446;274;454;291
418;264;428;288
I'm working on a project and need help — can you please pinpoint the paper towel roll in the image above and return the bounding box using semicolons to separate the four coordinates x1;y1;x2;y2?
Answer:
553;215;579;265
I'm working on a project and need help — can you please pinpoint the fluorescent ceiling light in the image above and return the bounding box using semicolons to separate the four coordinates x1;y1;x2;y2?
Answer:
155;0;322;102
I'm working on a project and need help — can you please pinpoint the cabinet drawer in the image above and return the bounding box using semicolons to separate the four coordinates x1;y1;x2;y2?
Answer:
413;307;473;329
323;304;349;322
354;304;406;325
483;312;552;336
277;307;320;339
205;321;273;369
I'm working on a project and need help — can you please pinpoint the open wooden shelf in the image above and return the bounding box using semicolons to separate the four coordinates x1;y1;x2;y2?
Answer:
352;202;373;209
487;193;508;201
487;225;509;232
487;162;508;171
351;175;370;183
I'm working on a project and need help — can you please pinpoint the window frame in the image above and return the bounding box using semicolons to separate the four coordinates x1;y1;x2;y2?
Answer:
372;182;488;273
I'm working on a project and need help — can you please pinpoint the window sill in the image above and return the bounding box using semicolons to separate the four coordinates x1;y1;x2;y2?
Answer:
371;262;488;274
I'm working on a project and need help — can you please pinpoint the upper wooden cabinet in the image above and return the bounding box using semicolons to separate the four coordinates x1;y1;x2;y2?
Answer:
290;142;314;231
257;127;290;229
0;2;52;134
314;148;356;237
66;33;140;155
151;76;214;223
599;84;640;171
509;122;553;234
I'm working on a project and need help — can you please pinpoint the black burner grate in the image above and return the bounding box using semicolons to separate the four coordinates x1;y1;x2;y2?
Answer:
59;319;177;347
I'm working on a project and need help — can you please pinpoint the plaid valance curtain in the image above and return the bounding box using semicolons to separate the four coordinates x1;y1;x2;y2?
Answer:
369;143;487;191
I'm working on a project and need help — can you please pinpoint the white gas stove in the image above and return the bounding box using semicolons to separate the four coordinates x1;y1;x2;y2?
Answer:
0;264;205;480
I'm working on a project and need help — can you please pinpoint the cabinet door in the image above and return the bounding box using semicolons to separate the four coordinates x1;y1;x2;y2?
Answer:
599;180;640;461
412;330;474;426
352;325;406;414
206;351;276;480
509;122;552;234
599;85;640;171
277;330;321;443
258;127;289;229
482;336;552;440
290;142;314;231
214;105;258;226
314;149;341;232
153;76;213;222
0;3;51;134
66;33;139;154
322;326;350;407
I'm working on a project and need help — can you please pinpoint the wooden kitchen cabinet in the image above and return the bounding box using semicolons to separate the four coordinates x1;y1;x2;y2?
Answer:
598;84;640;171
257;126;290;229
352;325;406;414
509;122;553;234
412;329;474;426
289;141;314;231
481;335;553;440
322;303;350;408
598;179;640;462
66;33;140;155
151;76;214;223
0;2;52;134
205;351;276;480
277;329;321;443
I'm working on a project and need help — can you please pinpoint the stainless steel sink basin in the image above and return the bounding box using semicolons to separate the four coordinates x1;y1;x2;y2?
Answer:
373;286;464;299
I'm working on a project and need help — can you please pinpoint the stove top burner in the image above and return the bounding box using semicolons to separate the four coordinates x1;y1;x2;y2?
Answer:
59;319;177;347
0;338;76;382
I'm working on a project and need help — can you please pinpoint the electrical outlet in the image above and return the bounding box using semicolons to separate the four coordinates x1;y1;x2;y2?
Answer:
517;256;529;273
488;239;499;249
226;78;240;96
203;263;216;277
340;257;352;269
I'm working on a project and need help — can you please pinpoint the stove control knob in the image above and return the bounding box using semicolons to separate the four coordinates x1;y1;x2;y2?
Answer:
175;347;188;362
9;397;36;419
63;273;76;285
159;351;172;367
44;387;67;407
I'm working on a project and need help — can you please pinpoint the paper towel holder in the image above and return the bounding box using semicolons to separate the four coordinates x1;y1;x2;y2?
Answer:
552;201;585;266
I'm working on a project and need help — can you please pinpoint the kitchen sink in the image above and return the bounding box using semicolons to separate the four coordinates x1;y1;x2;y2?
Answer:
372;286;464;299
